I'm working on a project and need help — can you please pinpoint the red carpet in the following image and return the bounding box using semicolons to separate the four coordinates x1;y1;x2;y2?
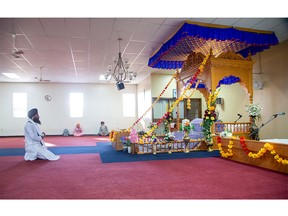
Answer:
0;155;287;199
0;136;287;200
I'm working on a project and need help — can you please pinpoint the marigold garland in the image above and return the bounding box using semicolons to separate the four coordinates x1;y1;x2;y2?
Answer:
109;129;131;142
217;136;288;165
239;136;249;154
217;136;234;158
241;138;288;165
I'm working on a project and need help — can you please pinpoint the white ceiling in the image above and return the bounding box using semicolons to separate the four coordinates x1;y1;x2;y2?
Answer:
0;17;287;84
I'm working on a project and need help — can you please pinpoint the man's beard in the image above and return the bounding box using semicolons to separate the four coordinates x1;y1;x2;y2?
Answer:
33;117;41;125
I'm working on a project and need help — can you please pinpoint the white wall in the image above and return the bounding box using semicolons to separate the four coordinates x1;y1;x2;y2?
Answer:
136;74;152;131
1;41;287;139
251;39;288;139
151;73;176;98
216;83;250;123
0;82;137;136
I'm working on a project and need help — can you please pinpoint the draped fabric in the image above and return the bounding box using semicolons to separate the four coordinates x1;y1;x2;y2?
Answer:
217;75;241;88
148;21;279;69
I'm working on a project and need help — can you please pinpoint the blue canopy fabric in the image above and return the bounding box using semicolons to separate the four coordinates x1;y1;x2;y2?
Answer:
148;21;279;69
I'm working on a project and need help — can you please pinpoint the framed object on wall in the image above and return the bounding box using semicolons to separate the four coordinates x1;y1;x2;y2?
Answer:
173;89;177;98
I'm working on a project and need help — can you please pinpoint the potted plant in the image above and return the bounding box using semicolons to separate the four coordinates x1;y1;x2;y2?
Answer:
245;103;262;140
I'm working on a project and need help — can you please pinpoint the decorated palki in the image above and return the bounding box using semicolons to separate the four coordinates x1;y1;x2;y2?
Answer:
136;51;211;141
110;52;212;154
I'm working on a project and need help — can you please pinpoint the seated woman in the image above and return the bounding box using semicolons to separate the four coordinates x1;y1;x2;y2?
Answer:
98;121;109;136
73;123;84;137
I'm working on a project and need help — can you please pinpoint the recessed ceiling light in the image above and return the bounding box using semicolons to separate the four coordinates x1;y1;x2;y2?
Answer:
2;73;21;79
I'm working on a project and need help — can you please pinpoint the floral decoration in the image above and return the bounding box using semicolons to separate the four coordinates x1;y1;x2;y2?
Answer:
245;103;262;140
239;136;250;154
129;128;138;143
201;88;220;143
151;133;158;142
217;136;233;158
218;136;288;165
109;129;131;143
220;130;232;138
163;132;175;142
245;103;262;118
129;72;177;130
164;112;173;133
120;136;131;147
140;52;211;140
241;138;288;165
180;119;192;134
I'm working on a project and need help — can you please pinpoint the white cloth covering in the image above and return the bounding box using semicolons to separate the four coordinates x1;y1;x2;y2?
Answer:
24;118;60;161
260;139;288;145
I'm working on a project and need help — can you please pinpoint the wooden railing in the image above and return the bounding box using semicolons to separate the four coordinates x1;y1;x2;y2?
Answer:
132;139;205;154
212;122;251;138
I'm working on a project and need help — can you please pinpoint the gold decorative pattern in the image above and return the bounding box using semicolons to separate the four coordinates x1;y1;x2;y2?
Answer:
217;51;245;60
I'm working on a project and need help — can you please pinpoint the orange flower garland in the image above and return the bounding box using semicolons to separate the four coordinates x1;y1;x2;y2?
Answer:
241;138;288;165
217;136;233;158
217;136;288;165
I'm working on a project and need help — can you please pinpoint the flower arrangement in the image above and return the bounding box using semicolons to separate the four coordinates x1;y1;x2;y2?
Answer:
180;119;192;133
151;132;158;142
148;122;156;129
120;136;131;147
245;103;262;118
163;132;175;142
164;111;173;133
220;130;232;138
129;128;138;143
201;88;220;143
245;103;262;140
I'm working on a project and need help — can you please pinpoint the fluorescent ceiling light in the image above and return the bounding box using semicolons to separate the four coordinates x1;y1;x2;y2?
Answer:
2;73;21;79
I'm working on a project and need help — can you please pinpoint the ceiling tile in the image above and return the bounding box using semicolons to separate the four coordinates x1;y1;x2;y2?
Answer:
40;18;67;36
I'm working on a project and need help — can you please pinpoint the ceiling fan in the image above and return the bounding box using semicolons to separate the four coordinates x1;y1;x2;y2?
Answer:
34;66;50;82
10;34;24;58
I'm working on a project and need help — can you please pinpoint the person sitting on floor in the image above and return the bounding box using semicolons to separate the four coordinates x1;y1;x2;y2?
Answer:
73;123;84;137
98;121;109;136
24;108;60;161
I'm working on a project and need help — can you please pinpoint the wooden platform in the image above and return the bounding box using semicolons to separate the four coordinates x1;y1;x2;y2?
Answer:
213;136;288;174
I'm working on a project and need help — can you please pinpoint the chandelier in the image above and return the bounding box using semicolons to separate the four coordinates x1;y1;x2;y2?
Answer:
105;38;137;84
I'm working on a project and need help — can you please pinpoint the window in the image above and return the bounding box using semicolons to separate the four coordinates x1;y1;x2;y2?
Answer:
123;93;135;117
152;97;202;132
13;93;27;118
69;93;83;117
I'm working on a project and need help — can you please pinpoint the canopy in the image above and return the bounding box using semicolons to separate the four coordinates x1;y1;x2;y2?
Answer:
148;21;279;69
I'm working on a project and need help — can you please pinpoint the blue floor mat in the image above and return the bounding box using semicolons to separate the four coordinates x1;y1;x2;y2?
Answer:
0;142;220;163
